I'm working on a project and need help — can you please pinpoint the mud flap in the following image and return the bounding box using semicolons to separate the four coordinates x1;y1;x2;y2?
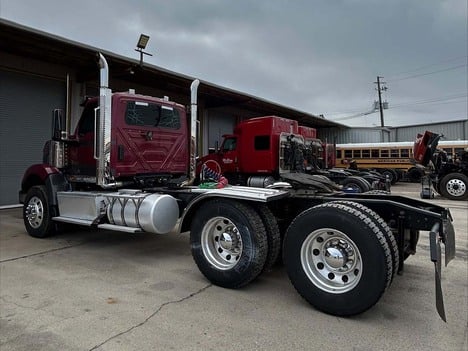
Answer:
443;219;456;266
429;218;455;322
430;228;445;322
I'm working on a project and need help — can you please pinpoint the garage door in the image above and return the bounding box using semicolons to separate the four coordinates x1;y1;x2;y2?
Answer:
207;111;237;151
0;70;66;206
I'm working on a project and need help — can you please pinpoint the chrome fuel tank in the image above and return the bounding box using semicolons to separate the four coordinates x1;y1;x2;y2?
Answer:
106;192;179;234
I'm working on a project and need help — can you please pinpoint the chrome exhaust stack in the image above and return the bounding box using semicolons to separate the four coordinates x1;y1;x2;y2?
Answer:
96;53;120;188
182;79;200;186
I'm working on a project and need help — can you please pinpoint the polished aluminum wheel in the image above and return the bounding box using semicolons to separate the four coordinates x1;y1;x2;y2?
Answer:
201;216;243;270
300;228;362;294
445;178;466;197
25;196;44;229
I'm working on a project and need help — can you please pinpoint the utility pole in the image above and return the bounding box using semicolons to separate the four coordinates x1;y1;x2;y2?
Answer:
375;76;387;142
375;76;385;128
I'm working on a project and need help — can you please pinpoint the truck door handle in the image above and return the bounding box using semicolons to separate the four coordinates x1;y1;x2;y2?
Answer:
141;131;153;141
93;107;100;160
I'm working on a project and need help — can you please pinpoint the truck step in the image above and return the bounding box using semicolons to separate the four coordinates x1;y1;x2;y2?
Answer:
53;216;93;226
53;217;142;233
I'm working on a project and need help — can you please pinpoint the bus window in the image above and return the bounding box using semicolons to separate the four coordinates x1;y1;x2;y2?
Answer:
401;149;409;157
344;150;352;158
381;150;389;157
371;149;379;157
362;149;370;158
391;149;399;157
336;150;342;158
353;150;361;158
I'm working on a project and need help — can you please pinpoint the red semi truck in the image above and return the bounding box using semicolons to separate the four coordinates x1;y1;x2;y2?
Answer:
19;53;455;320
197;116;387;192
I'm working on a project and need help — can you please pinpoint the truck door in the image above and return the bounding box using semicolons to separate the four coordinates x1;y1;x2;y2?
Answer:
68;99;98;177
219;136;238;174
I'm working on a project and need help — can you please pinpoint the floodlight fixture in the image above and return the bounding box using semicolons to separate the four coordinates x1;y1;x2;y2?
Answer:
136;34;150;50
134;33;153;67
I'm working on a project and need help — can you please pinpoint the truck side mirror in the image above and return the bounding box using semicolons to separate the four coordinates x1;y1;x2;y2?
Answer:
52;109;67;141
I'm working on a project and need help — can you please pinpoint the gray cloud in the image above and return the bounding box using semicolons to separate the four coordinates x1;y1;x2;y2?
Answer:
1;0;466;128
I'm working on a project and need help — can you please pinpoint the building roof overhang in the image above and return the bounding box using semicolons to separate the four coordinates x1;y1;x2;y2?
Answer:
0;18;347;129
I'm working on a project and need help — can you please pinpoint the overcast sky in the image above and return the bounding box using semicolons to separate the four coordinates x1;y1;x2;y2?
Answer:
1;0;467;128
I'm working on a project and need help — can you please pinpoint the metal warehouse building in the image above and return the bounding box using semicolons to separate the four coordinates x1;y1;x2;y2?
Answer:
0;19;346;206
320;119;467;145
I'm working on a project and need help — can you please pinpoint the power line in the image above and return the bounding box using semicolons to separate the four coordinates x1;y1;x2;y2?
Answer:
387;64;466;82
327;93;466;121
330;108;377;121
388;98;467;110
326;105;376;116
388;93;467;109
386;55;468;78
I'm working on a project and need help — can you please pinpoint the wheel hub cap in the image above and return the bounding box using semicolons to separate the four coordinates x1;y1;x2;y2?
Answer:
447;179;466;196
324;246;346;269
201;217;242;270
301;229;362;293
25;196;44;229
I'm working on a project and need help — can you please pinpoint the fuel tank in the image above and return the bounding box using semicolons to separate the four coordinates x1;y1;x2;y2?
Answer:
107;192;179;234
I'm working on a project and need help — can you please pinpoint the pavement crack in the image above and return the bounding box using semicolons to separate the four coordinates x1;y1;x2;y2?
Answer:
0;243;84;263
88;284;212;351
0;295;75;321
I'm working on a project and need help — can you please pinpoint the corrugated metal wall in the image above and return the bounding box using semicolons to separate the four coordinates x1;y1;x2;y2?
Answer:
318;120;467;144
318;127;391;144
0;70;66;205
390;120;468;142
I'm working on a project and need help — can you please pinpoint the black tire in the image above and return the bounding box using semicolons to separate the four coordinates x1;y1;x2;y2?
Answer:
381;169;398;185
433;179;441;195
23;185;56;238
439;173;468;200
364;190;390;195
255;204;282;272
395;170;404;182
190;199;268;288
407;168;423;183
283;202;392;316
330;201;399;285
342;176;371;193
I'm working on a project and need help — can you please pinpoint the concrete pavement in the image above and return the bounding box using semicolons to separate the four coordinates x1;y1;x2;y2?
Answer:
0;182;467;351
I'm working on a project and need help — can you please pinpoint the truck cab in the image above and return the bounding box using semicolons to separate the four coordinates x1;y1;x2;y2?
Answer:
47;91;189;188
197;116;301;184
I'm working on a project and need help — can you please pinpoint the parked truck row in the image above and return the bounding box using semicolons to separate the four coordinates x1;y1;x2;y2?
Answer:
197;116;389;193
19;53;455;320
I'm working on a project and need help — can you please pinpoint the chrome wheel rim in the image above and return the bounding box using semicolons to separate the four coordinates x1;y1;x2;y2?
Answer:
301;228;362;294
201;216;242;270
345;183;362;192
446;178;466;197
25;196;44;229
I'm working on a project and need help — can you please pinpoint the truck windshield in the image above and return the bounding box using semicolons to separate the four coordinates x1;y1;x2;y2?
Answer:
222;138;237;152
125;101;180;129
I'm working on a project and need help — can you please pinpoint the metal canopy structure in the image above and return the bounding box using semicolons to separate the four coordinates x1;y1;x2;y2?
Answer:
0;18;346;129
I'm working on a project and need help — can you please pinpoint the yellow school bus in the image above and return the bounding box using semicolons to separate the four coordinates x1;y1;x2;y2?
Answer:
335;140;468;182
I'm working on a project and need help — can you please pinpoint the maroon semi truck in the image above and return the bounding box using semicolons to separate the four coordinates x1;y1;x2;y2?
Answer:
19;53;455;320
